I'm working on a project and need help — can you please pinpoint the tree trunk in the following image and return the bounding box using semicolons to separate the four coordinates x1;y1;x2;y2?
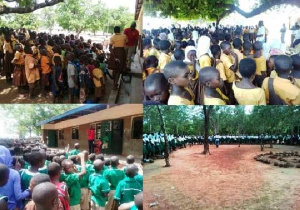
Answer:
260;136;264;151
202;106;213;155
156;106;170;167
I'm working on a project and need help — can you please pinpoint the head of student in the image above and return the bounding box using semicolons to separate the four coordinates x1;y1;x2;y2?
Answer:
126;155;135;164
253;41;263;52
74;143;80;150
163;61;191;87
159;40;171;53
0;164;9;187
144;73;169;104
144;55;158;69
233;38;242;50
220;41;231;55
93;159;104;173
291;54;300;71
32;182;59;210
29;174;50;192
174;49;185;61
199;67;224;88
125;164;138;178
114;26;121;34
62;159;75;174
48;162;61;179
210;44;221;59
135;192;143;210
239;58;256;79
130;22;137;30
267;55;278;70
274;55;293;76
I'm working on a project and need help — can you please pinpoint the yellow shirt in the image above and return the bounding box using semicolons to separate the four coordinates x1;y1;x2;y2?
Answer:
262;77;300;105
232;82;266;105
188;64;198;80
93;68;104;87
109;33;128;48
232;49;244;79
14;51;25;65
143;49;150;58
220;53;235;83
199;54;211;69
254;56;267;76
25;54;40;84
270;70;278;78
158;52;171;71
216;60;227;82
295;78;300;88
204;96;226;105
168;95;195;105
149;47;160;59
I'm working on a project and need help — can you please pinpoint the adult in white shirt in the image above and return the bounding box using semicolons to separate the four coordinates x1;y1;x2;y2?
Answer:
256;20;265;44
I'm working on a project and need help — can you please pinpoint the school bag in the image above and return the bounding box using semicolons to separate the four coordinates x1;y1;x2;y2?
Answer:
268;78;286;105
55;182;70;210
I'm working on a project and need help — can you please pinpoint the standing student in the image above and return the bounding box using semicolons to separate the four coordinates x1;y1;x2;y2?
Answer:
157;40;171;71
253;41;267;87
3;35;14;83
11;44;26;94
40;49;52;97
66;52;78;103
52;56;64;103
92;60;105;103
197;36;212;69
31;182;59;210
87;125;95;154
124;22;139;71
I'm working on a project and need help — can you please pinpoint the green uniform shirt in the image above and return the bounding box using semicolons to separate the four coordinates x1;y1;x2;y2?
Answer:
134;174;143;190
114;177;143;205
60;173;81;206
38;160;50;174
103;167;125;190
130;205;138;210
69;149;80;156
89;173;110;207
76;164;93;188
20;169;40;191
86;160;93;164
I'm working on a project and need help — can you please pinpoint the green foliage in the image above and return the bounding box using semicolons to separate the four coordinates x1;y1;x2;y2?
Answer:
144;106;300;135
1;105;80;137
0;13;40;30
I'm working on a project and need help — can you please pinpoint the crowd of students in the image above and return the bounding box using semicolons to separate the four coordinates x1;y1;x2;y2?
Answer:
142;21;300;105
143;133;300;161
0;24;139;103
0;142;143;210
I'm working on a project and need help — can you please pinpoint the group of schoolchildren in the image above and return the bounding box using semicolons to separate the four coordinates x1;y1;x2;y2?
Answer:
0;143;143;210
0;27;111;103
142;23;300;105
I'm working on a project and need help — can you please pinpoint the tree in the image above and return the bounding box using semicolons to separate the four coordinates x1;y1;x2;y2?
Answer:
39;7;56;34
202;105;213;155
144;0;300;26
0;0;64;15
0;13;40;30
106;6;134;34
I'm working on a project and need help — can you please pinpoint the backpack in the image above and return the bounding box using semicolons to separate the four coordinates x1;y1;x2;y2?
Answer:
55;182;70;210
268;78;287;105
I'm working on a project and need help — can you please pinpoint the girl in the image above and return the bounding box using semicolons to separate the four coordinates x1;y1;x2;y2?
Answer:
12;44;27;94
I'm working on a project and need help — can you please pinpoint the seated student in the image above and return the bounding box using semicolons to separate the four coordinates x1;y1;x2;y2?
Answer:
31;182;59;210
21;152;45;191
89;160;110;210
158;40;171;71
144;73;169;104
262;55;300;105
92;60;105;103
220;41;238;103
267;55;279;78
163;61;194;105
253;41;267;87
232;58;266;105
232;38;244;79
103;156;125;210
48;162;70;210
149;38;160;59
173;49;185;61
197;36;212;69
40;49;52;97
291;54;300;88
118;191;143;210
199;67;228;105
61;153;86;210
243;42;254;58
143;55;159;81
113;164;142;208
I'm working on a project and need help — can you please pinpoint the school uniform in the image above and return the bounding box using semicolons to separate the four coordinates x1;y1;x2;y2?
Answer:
20;170;40;191
254;56;267;86
13;51;27;87
220;53;235;83
41;55;52;87
168;87;195;105
149;47;160;59
89;173;110;210
76;164;93;210
199;54;211;69
270;70;278;78
114;177;142;205
232;82;266;105
215;60;227;82
232;49;244;79
60;173;81;210
110;33;128;73
93;68;105;98
25;54;40;86
262;77;300;105
158;52;171;71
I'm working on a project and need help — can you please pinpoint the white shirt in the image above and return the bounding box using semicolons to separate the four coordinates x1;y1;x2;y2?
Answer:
257;26;265;42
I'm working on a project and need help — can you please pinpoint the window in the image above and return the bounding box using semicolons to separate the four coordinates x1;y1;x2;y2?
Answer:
71;127;79;140
58;130;64;140
131;116;143;139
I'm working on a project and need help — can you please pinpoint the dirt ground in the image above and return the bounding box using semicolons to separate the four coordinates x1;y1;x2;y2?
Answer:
144;145;300;210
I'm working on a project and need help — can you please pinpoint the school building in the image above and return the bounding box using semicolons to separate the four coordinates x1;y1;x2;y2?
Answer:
38;104;143;157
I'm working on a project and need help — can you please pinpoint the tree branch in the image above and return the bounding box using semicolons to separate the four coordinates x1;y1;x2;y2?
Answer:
0;0;64;15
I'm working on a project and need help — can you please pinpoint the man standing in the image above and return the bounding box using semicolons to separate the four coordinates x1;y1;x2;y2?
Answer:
256;20;265;45
280;24;286;44
123;22;139;71
87;125;95;154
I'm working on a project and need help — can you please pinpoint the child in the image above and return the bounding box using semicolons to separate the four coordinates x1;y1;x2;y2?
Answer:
232;58;266;105
232;38;244;79
12;44;27;94
243;42;254;58
173;49;185;61
61;153;86;210
267;55;278;78
52;56;64;103
98;54;113;80
24;45;40;99
79;55;91;103
31;182;59;210
118;191;143;210
103;156;125;210
163;61;194;105
66;52;78;103
143;38;152;58
210;45;227;90
149;38;160;59
92;60;105;103
113;164;142;207
89;160;110;210
40;49;52;97
157;40;171;71
144;73;169;104
197;36;212;69
291;54;300;88
48;162;70;210
220;41;238;103
143;55;159;81
69;143;80;156
262;55;300;105
21;152;45;191
253;41;267;87
199;67;227;105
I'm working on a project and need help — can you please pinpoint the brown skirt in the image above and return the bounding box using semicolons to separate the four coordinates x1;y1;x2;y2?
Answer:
13;65;27;87
42;73;50;87
113;47;126;73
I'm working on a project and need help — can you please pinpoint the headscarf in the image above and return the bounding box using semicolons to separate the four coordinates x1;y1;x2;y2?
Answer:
184;46;197;63
197;35;212;58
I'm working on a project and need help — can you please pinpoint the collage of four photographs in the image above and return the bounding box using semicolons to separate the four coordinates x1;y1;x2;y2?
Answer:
0;0;299;210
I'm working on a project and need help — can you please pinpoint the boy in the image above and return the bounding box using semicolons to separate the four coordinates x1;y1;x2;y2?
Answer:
89;160;110;210
291;54;300;88
48;162;70;210
12;44;26;94
103;156;125;210
143;55;159;81
243;42;254;58
173;49;185;61
61;153;86;210
92;60;105;103
262;55;300;105
144;73;169;104
232;38;244;79
253;41;267;87
210;45;227;86
69;143;80;156
158;40;171;71
32;182;59;210
67;52;78;103
113;164;143;207
40;49;52;97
